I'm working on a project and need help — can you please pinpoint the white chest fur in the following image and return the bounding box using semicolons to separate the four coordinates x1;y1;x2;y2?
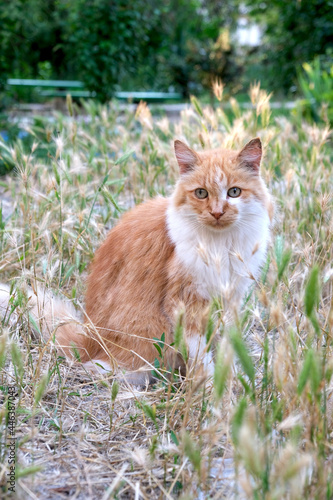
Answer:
166;199;270;302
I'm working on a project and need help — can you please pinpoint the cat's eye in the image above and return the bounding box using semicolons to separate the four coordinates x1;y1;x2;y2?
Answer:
195;188;208;199
227;187;242;198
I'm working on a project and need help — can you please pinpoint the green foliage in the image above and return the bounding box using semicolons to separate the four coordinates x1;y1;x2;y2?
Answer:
245;0;333;93
111;380;119;402
0;0;240;104
152;0;240;96
1;89;332;497
34;373;48;406
229;328;255;385
0;0;69;106
11;342;24;385
174;311;188;363
297;348;321;397
139;401;158;430
66;0;160;101
297;55;333;124
304;265;320;319
213;342;230;400
182;431;201;474
274;235;292;281
231;398;247;446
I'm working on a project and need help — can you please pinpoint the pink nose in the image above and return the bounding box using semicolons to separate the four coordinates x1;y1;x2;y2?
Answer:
210;211;224;220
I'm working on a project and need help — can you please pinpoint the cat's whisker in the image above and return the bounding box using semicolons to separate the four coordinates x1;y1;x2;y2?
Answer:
0;137;271;386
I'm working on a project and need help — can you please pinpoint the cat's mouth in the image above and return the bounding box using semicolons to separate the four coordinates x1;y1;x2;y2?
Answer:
205;217;234;230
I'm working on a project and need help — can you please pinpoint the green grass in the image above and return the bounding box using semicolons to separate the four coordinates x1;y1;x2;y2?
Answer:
0;88;332;498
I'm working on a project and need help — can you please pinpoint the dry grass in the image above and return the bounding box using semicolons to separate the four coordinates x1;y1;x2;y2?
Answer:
0;89;332;499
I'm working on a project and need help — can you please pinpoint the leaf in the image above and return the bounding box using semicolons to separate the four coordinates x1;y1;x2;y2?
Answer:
170;430;179;445
205;306;215;347
274;235;291;280
103;189;123;213
34;374;48;406
304;265;320;318
278;248;292;280
190;95;204;118
310;352;321;395
11;342;24;380
115;150;134;165
153;343;162;357
141;401;157;426
237;374;252;396
297;348;313;395
0;334;7;371
274;235;284;268
174;311;188;362
62;265;76;283
70;343;81;362
231;398;247;446
16;465;42;479
105;177;127;186
174;312;184;350
229;329;255;384
85;173;109;229
183;431;201;472
111;380;119;402
153;332;166;352
214;343;231;400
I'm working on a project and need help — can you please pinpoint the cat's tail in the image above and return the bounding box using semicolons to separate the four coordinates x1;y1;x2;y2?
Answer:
1;283;152;383
0;282;102;367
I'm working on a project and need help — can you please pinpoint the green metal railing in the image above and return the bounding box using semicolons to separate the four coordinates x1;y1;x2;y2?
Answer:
6;79;182;101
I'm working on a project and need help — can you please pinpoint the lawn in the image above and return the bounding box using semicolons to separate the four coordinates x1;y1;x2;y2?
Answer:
0;87;332;499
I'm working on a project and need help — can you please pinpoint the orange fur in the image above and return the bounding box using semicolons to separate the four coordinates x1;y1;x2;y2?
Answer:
1;138;272;383
59;138;271;380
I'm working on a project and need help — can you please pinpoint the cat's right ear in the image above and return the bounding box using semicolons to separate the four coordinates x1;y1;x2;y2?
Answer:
174;140;199;175
237;137;262;173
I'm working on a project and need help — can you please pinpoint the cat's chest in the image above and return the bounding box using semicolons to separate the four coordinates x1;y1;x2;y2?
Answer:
172;232;239;299
166;204;269;301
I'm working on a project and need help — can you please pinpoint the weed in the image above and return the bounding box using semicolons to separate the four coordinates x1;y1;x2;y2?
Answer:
0;89;332;497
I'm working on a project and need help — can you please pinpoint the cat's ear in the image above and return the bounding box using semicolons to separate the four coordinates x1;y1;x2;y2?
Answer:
237;138;262;173
174;140;199;175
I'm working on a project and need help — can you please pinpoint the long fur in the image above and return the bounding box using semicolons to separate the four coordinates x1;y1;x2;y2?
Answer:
1;138;273;383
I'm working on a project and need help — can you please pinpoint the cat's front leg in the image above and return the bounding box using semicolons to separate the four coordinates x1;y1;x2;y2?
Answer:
162;285;214;378
186;330;215;378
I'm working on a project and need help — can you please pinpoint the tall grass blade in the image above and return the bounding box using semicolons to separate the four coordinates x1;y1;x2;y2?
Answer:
229;329;255;384
304;265;320;318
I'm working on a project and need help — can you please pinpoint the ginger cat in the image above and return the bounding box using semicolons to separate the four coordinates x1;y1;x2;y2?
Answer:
0;138;272;384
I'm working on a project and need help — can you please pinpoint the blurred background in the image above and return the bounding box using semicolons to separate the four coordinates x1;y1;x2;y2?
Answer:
0;0;332;107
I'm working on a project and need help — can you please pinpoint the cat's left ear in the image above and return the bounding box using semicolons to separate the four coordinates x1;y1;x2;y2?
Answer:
237;138;262;173
174;140;200;175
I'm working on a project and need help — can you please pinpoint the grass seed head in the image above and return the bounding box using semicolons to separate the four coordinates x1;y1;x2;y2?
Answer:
212;78;224;101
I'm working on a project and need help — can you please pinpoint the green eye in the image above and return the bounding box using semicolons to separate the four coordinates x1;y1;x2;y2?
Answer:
227;187;241;198
195;188;208;199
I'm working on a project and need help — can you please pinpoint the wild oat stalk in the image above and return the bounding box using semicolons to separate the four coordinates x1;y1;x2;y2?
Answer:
0;90;332;497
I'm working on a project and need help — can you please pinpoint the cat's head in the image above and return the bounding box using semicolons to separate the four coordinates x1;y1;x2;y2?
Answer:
173;138;272;230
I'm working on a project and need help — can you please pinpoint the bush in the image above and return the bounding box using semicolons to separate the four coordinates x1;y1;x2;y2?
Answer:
245;0;333;94
0;0;240;103
297;54;333;124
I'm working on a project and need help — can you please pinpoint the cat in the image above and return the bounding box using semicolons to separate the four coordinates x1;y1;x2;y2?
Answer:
0;138;273;385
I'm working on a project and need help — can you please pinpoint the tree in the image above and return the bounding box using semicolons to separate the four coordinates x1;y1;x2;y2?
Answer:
66;0;161;101
245;0;333;93
0;0;241;102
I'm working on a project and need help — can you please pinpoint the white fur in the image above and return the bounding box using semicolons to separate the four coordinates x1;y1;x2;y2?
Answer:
0;283;11;318
188;334;214;376
166;194;270;304
0;282;78;337
83;359;112;374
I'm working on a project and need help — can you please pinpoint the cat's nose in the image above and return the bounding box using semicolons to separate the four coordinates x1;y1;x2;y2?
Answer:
210;211;224;220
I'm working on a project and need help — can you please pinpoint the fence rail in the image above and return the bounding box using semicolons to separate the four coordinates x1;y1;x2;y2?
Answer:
6;79;182;101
